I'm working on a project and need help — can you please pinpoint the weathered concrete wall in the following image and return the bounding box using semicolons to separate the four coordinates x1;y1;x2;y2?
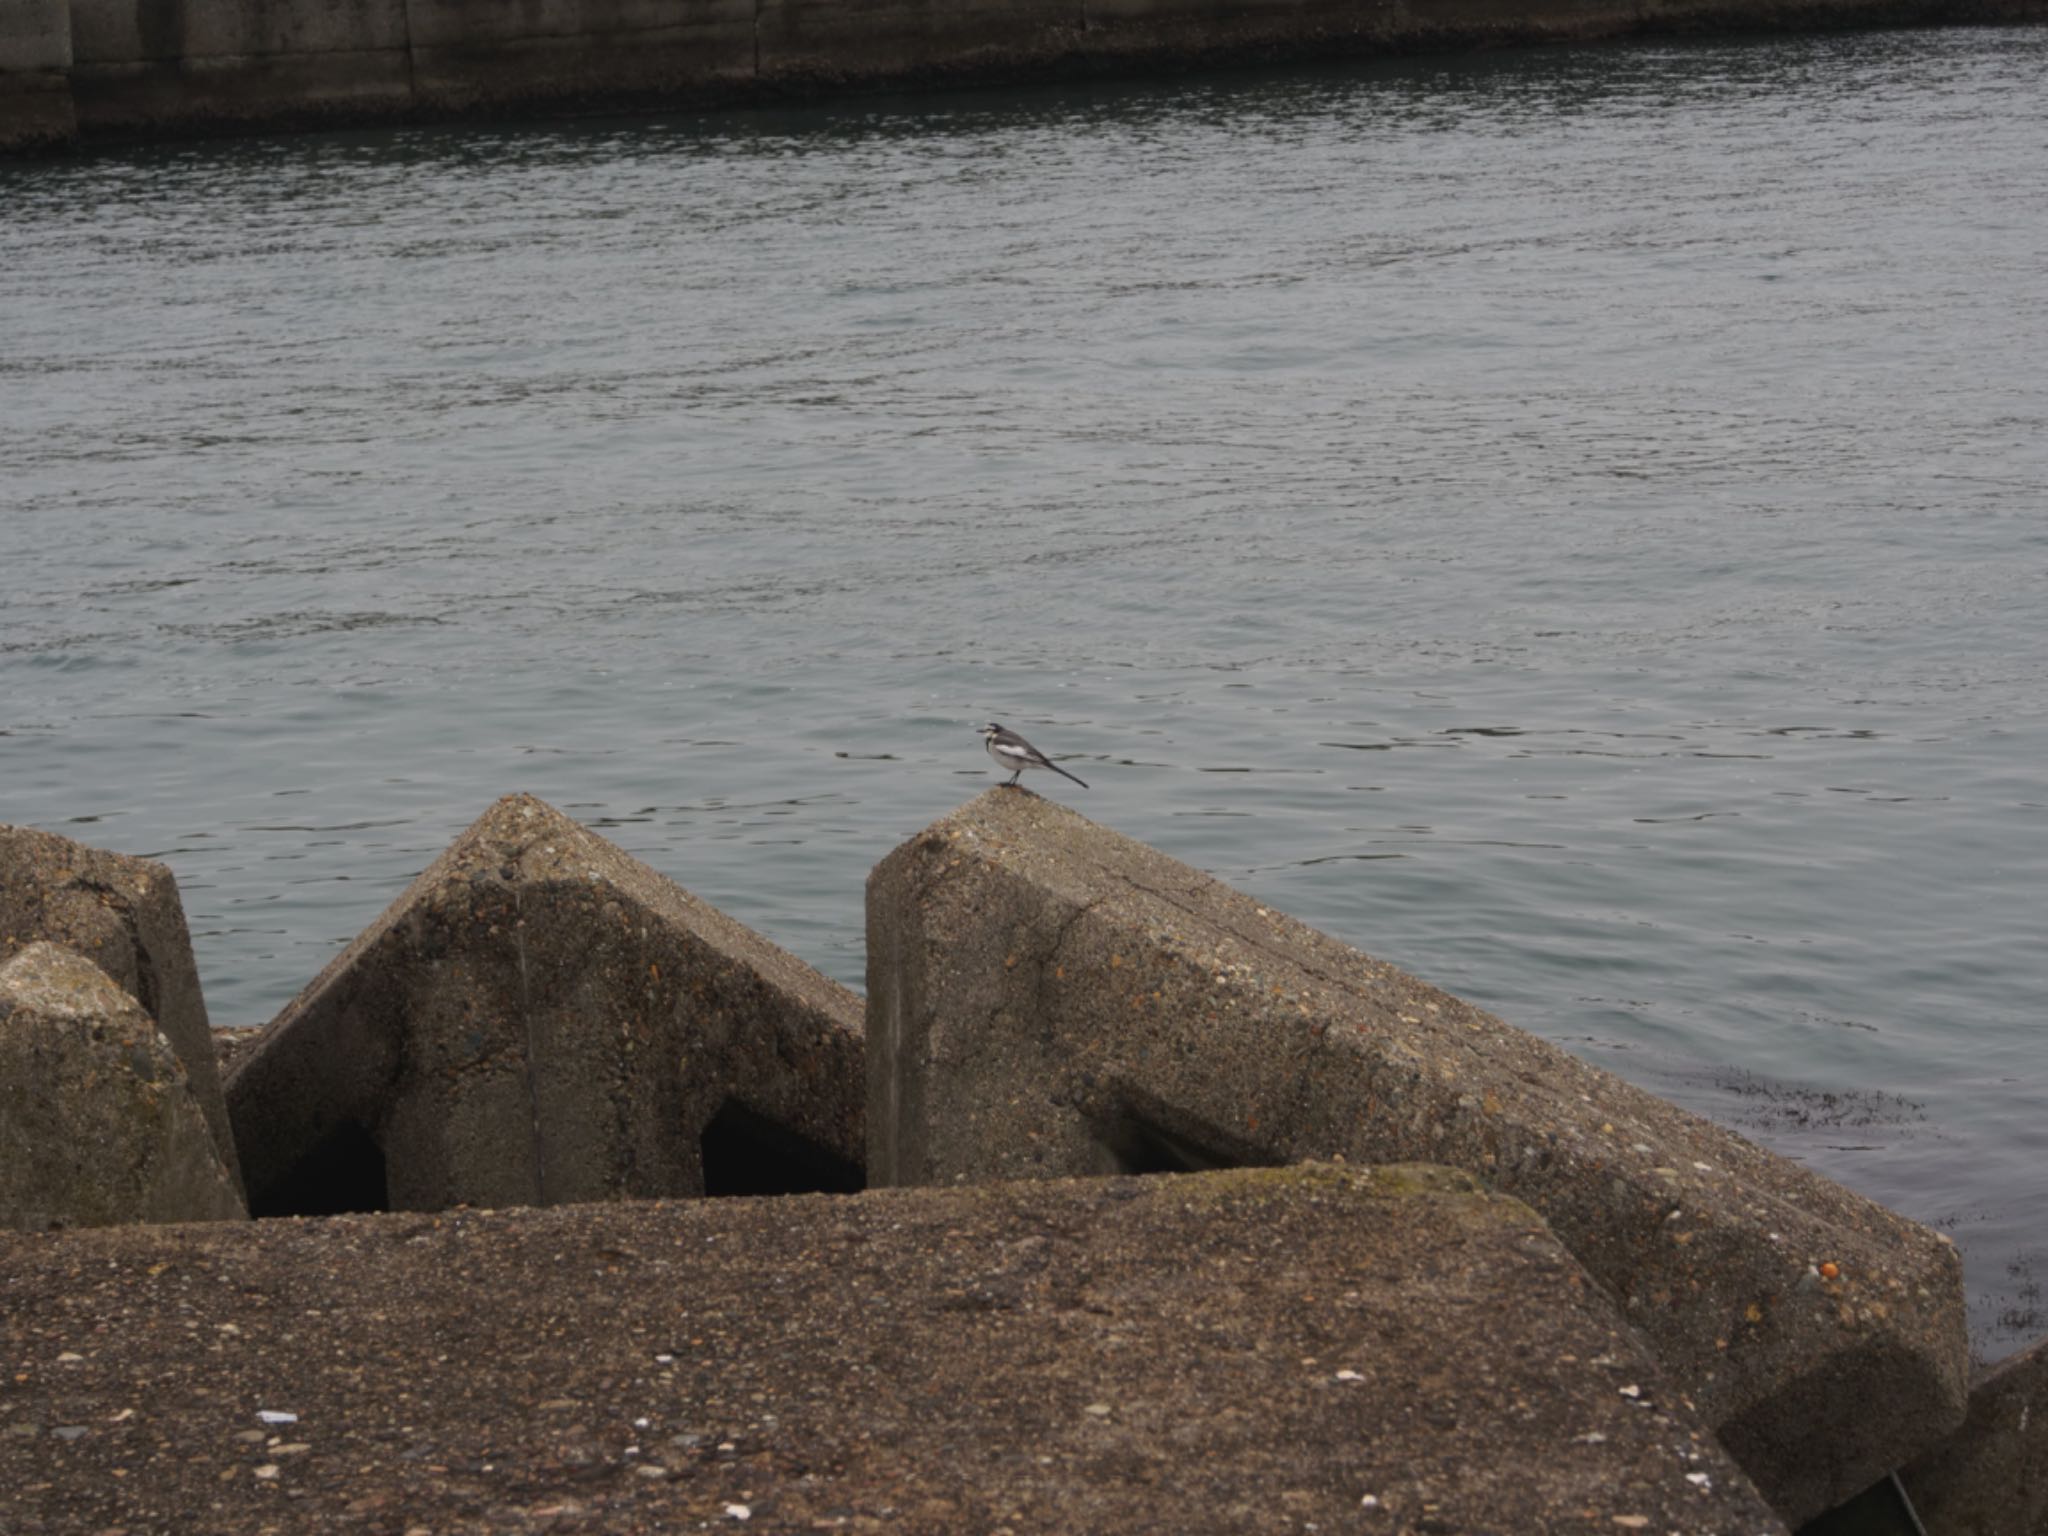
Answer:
0;0;74;151
865;789;1970;1525
756;0;1081;83
0;0;71;70
66;0;411;136
7;0;2038;151
407;0;755;113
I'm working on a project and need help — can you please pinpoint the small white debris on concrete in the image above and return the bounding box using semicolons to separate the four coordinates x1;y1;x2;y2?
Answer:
1083;1402;1112;1417
1686;1472;1713;1489
253;1464;280;1480
724;1503;751;1521
1359;1494;1381;1509
55;1353;83;1364
256;1410;298;1425
1616;1384;1641;1399
1335;1370;1364;1382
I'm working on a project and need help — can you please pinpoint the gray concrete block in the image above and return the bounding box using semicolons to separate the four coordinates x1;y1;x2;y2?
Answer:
1901;1335;2048;1536
225;793;863;1215
407;0;755;111
0;943;247;1231
0;1162;1790;1533
0;822;242;1195
866;788;1970;1524
757;0;1080;82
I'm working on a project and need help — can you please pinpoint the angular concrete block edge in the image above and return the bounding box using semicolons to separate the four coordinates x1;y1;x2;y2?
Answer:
1900;1334;2048;1536
0;942;247;1230
226;793;863;1213
0;822;243;1197
866;789;1970;1523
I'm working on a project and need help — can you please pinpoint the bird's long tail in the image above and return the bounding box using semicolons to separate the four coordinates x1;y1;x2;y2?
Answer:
1050;761;1089;789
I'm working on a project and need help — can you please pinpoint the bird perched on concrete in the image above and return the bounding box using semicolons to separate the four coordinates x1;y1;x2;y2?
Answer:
981;722;1088;790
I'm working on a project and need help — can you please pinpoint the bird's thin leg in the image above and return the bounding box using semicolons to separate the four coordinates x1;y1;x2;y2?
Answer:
1007;769;1022;786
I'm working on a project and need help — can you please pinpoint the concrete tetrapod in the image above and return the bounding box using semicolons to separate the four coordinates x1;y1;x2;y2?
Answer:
226;793;863;1215
865;788;1969;1524
0;943;246;1230
1901;1334;2048;1536
0;821;243;1196
0;1163;1790;1534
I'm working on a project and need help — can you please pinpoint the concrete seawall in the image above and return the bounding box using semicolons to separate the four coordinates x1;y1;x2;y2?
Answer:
0;0;74;150
3;0;2040;152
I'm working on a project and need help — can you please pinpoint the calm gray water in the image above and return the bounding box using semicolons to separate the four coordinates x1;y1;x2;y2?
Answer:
3;28;2044;1356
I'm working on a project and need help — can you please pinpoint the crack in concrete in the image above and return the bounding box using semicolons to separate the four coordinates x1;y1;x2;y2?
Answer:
1042;894;1102;974
1034;893;1106;1048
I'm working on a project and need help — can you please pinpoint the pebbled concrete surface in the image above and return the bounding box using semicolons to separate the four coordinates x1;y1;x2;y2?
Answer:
0;1162;1786;1535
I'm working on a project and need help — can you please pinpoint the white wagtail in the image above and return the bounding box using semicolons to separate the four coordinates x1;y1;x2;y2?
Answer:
981;722;1088;789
